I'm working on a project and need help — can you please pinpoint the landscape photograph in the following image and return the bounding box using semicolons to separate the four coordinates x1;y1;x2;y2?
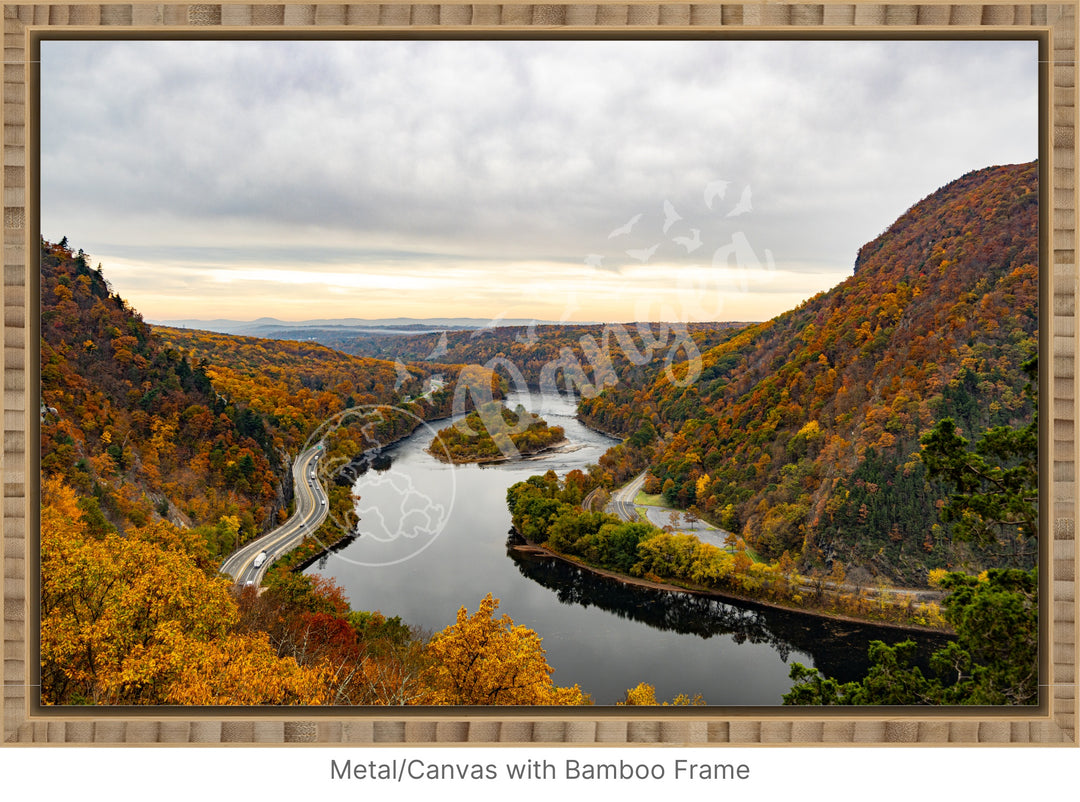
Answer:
37;38;1039;707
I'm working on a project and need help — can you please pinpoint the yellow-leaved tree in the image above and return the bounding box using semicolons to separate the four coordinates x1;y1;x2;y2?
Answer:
417;594;587;705
617;681;705;706
40;477;328;705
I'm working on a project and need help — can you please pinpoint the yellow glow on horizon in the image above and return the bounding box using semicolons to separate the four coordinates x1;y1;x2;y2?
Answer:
98;254;848;325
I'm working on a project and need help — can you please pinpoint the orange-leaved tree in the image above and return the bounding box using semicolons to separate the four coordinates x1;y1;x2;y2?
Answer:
417;594;587;705
40;477;328;705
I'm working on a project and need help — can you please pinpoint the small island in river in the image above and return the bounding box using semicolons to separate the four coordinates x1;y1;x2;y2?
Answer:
429;401;566;464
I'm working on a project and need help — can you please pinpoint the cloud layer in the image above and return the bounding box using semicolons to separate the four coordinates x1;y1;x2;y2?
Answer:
40;39;1038;322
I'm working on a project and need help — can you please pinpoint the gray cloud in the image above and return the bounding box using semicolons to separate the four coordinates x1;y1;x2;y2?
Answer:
41;39;1037;320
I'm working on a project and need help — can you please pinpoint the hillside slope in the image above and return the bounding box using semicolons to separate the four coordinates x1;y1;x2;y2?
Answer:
580;162;1038;583
153;326;440;453
40;239;286;541
40;239;451;556
314;322;746;393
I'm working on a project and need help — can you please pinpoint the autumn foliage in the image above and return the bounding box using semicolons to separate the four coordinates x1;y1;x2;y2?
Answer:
417;594;587;705
40;477;328;705
618;682;705;706
312;322;743;395
39;238;600;706
154;325;437;455
430;402;565;463
38;159;1038;705
40;239;286;545
579;162;1039;583
507;471;947;629
42;474;596;705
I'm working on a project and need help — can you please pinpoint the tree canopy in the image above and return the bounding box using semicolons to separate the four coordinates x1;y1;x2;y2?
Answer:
40;477;329;705
784;366;1038;705
782;568;1037;705
417;594;587;705
919;355;1038;566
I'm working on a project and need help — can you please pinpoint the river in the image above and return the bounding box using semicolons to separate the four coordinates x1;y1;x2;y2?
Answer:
305;391;948;705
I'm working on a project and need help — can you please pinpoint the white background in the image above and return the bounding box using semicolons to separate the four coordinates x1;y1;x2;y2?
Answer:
2;744;1077;799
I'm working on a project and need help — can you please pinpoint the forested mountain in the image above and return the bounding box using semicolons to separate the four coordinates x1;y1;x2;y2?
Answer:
153;326;440;455
40;239;455;549
40;239;588;706
40;239;287;538
37;158;1040;704
579;162;1039;584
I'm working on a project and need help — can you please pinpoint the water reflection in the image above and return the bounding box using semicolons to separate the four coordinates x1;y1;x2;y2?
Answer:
506;534;952;684
310;390;953;702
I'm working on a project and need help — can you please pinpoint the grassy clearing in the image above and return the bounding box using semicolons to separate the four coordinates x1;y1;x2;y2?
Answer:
634;491;666;506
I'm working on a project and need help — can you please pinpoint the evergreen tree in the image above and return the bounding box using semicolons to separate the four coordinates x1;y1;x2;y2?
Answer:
784;358;1038;705
919;355;1038;566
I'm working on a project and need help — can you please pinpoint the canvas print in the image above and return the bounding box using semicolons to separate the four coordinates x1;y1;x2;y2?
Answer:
38;39;1038;706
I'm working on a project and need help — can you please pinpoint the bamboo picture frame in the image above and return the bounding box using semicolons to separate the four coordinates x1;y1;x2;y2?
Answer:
2;1;1076;746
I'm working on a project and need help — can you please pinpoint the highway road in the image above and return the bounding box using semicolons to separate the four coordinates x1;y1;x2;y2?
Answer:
220;443;329;588
607;471;647;523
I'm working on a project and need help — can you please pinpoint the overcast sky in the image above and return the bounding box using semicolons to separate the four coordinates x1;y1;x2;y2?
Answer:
40;39;1038;324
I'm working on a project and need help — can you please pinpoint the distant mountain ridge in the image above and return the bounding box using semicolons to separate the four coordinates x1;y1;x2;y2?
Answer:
151;316;596;337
